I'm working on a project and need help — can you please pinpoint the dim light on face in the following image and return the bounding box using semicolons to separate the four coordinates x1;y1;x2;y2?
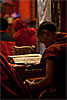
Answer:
38;29;53;47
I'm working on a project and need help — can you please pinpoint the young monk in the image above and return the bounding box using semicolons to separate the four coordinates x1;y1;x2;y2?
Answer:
25;21;67;99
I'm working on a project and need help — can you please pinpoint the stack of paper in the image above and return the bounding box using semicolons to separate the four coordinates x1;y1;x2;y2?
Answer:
8;54;42;64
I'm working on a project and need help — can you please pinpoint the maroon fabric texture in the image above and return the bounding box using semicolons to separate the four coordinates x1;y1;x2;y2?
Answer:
43;32;67;61
13;18;28;32
0;53;32;99
41;32;67;98
0;41;15;59
13;18;36;46
0;31;16;59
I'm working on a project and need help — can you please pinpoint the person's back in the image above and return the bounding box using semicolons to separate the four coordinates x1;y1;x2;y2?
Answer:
13;18;36;46
0;18;16;59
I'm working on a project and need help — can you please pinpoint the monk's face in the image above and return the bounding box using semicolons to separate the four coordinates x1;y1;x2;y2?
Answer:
38;29;53;47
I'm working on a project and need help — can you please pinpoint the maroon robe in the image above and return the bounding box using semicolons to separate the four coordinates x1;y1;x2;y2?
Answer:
0;31;16;59
0;53;32;99
13;18;36;46
41;32;67;99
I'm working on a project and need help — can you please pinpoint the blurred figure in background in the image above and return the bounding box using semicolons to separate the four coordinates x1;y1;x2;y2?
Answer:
13;18;36;47
0;18;16;59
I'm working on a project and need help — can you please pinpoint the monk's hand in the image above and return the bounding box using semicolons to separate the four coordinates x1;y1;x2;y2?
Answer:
24;79;35;85
24;79;41;99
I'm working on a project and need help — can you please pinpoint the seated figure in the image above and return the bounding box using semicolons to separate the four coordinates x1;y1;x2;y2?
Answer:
13;18;36;46
0;18;16;59
25;21;67;99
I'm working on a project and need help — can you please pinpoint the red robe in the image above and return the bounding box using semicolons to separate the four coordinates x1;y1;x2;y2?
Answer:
0;53;32;99
0;31;16;59
13;18;36;46
41;32;67;99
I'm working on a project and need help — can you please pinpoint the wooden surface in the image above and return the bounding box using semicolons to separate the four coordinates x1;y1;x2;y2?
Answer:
10;63;46;81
